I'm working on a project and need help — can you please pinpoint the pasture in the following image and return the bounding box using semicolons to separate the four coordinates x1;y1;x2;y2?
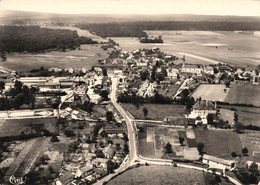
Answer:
0;44;108;72
111;31;260;67
225;85;260;107
219;105;260;127
122;103;186;120
194;129;242;160
191;84;229;102
107;165;206;185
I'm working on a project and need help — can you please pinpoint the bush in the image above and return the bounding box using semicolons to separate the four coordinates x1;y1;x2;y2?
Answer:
51;135;59;142
231;152;237;157
64;130;75;137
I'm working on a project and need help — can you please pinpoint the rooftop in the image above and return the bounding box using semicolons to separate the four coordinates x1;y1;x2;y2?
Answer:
203;154;236;166
193;100;215;110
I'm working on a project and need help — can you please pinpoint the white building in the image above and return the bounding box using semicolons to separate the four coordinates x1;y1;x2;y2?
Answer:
186;100;216;124
202;154;237;170
182;64;202;75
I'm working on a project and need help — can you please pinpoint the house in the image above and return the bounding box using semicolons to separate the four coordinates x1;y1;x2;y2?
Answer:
94;158;109;168
182;64;202;75
59;172;74;185
60;80;75;89
48;67;62;72
186;100;216;124
93;168;108;179
74;85;88;97
103;144;115;159
167;68;179;78
80;166;94;178
202;154;237;170
204;66;214;75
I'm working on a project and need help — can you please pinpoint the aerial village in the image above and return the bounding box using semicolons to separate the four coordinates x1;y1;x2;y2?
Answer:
0;43;260;185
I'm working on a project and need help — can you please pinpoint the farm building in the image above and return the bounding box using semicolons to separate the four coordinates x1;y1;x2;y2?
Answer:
202;154;237;170
186;100;216;124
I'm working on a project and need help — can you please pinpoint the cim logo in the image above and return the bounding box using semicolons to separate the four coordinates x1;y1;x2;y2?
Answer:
9;175;25;185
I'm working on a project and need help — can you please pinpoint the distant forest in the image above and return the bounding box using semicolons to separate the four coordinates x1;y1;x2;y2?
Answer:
76;21;260;37
0;26;98;53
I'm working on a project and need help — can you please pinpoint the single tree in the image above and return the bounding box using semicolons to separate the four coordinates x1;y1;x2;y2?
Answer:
179;137;185;146
106;111;113;122
100;90;109;101
107;160;115;174
225;81;231;88
242;147;249;156
51;135;59;142
197;142;204;155
231;152;237;157
0;81;5;91
123;143;129;154
164;142;173;153
143;107;148;118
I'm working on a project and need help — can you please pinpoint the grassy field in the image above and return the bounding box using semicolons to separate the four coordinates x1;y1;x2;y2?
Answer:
0;44;108;72
0;117;57;137
219;105;260;126
107;165;206;185
111;31;260;67
194;129;242;159
191;84;229;102
225;85;260;107
122;103;186;120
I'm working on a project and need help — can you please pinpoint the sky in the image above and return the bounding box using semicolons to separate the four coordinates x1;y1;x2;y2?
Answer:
0;0;260;16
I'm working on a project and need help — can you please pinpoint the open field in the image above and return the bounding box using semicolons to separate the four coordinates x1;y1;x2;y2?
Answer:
191;84;229;102
240;130;260;161
219;105;260;126
43;26;107;42
0;117;57;137
225;85;260;107
122;103;186;120
194;129;242;159
107;165;206;185
0;44;108;72
138;127;200;160
111;31;260;67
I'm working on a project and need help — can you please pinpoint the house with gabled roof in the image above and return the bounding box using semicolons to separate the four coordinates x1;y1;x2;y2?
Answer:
202;154;237;170
186;100;217;124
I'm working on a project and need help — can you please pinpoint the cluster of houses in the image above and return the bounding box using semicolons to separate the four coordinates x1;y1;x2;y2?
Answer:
53;123;127;185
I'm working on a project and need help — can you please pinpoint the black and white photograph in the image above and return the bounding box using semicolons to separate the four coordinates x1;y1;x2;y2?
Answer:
0;0;260;184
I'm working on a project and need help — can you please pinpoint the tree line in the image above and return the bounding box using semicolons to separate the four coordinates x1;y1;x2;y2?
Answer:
76;21;260;37
0;25;98;53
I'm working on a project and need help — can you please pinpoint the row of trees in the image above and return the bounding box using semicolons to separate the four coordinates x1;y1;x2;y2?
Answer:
0;25;97;53
117;92;172;104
